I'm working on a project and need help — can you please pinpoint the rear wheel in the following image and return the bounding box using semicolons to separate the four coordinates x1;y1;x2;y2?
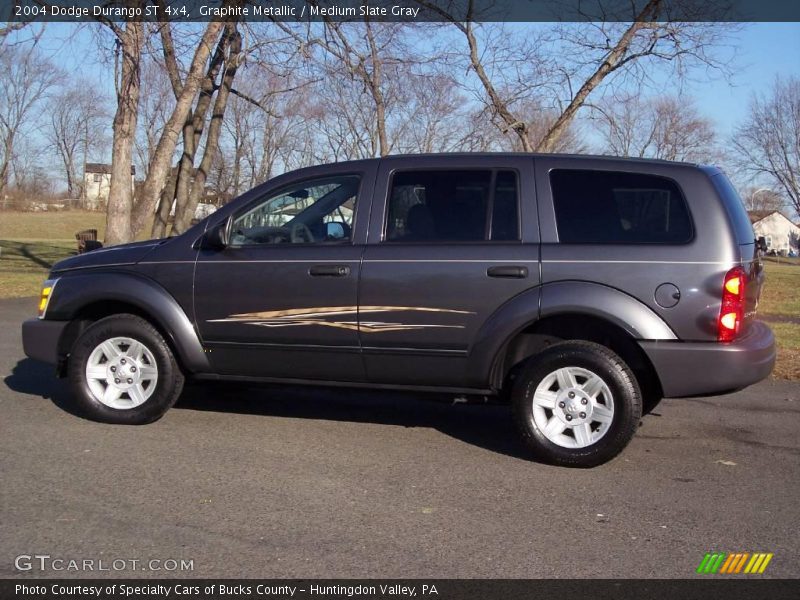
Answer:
68;314;184;424
511;341;642;467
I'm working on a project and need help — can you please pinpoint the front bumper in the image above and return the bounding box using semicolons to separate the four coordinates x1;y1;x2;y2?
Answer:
22;318;69;366
639;321;776;398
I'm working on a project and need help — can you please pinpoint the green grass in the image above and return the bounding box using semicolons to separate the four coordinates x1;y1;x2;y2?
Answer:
0;240;76;298
759;263;800;317
0;210;106;241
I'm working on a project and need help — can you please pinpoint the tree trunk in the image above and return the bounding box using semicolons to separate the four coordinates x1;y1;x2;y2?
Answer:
130;22;224;238
104;21;142;246
464;21;532;152
150;164;178;238
535;0;660;152
162;28;230;237
173;26;242;234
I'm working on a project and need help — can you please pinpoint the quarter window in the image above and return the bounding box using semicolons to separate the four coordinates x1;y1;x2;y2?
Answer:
550;169;693;244
385;170;519;242
229;175;360;246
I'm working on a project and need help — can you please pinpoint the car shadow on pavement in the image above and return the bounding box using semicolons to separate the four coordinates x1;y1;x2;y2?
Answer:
4;359;533;462
177;381;532;461
4;358;82;417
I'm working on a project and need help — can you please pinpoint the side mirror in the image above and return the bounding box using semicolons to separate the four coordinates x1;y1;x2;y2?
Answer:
757;236;768;253
325;221;346;240
202;218;230;249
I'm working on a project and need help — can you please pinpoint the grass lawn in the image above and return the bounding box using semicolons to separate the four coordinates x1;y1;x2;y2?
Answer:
0;210;107;241
1;212;798;380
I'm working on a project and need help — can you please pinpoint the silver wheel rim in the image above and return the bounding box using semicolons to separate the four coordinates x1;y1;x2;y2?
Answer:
85;336;159;410
531;366;615;449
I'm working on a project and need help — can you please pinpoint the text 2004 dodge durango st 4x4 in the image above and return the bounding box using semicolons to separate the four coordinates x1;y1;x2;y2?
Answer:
22;154;776;467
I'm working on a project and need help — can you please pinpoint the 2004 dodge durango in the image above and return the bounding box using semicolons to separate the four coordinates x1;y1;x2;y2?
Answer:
22;153;776;467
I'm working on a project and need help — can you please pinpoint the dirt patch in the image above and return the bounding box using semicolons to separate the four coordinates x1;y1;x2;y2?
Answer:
761;313;800;325
774;347;800;381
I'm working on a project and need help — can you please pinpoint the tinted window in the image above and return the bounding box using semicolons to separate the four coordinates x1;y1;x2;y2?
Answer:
385;170;518;242
710;171;755;245
550;169;692;244
230;175;359;246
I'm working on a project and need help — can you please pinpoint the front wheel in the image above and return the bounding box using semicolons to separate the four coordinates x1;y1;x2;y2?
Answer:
511;341;642;467
68;314;184;424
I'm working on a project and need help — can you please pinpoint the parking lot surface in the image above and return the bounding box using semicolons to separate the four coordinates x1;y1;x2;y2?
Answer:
1;296;798;578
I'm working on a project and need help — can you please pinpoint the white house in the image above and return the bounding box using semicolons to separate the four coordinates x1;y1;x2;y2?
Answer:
749;210;800;255
83;163;135;210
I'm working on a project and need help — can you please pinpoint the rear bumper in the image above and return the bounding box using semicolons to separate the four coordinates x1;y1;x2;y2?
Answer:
639;321;776;398
22;318;69;366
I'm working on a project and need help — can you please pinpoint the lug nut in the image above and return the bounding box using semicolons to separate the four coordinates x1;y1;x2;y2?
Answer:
110;366;116;372
581;398;588;405
130;366;136;372
568;391;575;399
558;401;566;408
127;378;133;384
580;412;586;419
114;378;120;384
566;415;573;421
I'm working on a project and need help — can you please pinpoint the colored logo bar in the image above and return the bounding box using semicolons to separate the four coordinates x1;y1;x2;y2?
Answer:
696;552;773;574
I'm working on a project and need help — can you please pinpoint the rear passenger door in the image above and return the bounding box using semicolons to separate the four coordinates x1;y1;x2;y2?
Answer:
359;155;540;388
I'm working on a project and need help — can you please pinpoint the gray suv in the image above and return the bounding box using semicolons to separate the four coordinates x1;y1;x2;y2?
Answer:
22;154;775;467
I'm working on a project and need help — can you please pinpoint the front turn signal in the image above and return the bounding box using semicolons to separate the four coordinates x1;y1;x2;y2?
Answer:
37;279;57;319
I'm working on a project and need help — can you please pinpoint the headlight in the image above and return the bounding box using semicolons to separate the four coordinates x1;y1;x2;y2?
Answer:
37;279;58;319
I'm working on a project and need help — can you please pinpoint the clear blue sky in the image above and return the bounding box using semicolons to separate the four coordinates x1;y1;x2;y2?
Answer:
693;23;800;137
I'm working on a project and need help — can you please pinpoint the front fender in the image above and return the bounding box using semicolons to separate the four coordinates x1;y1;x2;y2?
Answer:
46;272;210;373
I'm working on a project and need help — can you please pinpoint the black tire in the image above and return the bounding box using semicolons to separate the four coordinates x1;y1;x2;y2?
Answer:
511;340;642;467
67;314;184;424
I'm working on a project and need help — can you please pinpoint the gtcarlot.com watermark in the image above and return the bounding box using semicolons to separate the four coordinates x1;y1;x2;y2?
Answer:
15;554;194;572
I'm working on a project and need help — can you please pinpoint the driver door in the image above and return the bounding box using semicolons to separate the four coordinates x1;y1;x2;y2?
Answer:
194;167;374;381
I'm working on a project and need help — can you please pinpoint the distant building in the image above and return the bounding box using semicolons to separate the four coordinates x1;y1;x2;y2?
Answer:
749;210;800;255
83;163;135;210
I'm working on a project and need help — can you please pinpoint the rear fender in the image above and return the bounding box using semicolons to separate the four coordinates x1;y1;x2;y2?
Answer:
467;281;676;389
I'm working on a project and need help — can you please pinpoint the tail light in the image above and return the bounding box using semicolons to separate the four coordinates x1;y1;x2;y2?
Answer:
718;267;746;342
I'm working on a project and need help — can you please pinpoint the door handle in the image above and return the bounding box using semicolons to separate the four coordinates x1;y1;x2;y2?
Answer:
487;265;528;279
309;264;350;277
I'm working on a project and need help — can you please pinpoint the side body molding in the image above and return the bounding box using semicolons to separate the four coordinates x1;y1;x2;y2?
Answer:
539;281;677;341
46;272;210;373
466;281;677;389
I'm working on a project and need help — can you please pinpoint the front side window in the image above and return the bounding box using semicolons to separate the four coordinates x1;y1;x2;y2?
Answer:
550;169;693;244
385;169;519;242
230;175;360;246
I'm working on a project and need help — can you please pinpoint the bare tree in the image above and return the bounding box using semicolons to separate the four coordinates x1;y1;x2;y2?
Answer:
741;186;785;213
594;94;716;162
276;16;419;158
134;58;174;175
731;76;800;216
46;81;110;198
418;0;734;153
130;20;224;238
0;45;59;198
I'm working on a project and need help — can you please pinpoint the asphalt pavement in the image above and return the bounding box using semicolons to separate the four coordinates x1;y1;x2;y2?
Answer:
1;296;798;578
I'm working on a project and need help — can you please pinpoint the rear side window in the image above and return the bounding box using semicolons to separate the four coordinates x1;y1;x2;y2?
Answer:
710;171;755;245
385;170;519;242
550;169;693;244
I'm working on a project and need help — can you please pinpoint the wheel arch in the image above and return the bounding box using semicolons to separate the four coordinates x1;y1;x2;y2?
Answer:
469;281;673;400
47;272;210;373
